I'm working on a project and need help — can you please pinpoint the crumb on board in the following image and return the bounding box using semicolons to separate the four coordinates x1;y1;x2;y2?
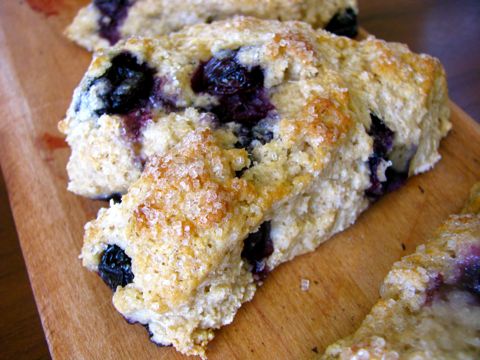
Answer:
301;278;310;291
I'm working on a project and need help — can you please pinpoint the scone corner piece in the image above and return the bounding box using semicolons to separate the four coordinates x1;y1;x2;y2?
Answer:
81;129;260;357
321;182;480;360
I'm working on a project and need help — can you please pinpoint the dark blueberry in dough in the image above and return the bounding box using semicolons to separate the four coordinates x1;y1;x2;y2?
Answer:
234;120;274;151
424;273;444;305
98;244;134;290
368;114;394;156
191;51;263;96
95;52;154;115
149;77;178;113
325;7;358;38
365;114;408;200
383;166;408;193
242;222;274;281
366;157;409;199
234;126;252;150
213;88;274;125
95;192;123;203
459;258;480;297
191;50;274;125
94;0;127;17
251;259;270;282
365;155;385;198
123;108;153;141
94;0;132;45
251;121;274;145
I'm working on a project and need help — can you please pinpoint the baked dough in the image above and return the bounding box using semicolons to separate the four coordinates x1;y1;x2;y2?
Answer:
322;183;480;360
66;0;358;51
59;18;450;199
73;18;451;358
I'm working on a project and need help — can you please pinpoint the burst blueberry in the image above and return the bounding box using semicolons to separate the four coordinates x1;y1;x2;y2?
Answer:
365;114;408;199
98;244;134;290
192;53;263;95
459;258;480;297
94;52;155;115
368;114;394;156
241;222;274;281
191;50;274;126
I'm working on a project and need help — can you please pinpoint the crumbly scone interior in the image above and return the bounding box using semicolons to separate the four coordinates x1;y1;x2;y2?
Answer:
322;183;480;360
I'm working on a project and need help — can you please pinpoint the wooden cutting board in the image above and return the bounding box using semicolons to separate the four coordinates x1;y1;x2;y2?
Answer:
1;1;479;359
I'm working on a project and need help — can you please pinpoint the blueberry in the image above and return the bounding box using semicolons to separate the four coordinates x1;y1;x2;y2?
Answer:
234;120;274;150
251;122;274;145
95;52;154;115
383;167;408;193
94;0;132;45
233;120;274;177
95;192;123;203
368;114;394;157
98;244;134;290
94;0;128;17
149;77;178;113
426;258;480;305
325;8;358;38
365;114;408;200
123;107;153;141
191;50;274;125
459;259;480;297
191;51;263;96
241;222;274;281
424;274;444;305
365;155;385;198
214;88;273;125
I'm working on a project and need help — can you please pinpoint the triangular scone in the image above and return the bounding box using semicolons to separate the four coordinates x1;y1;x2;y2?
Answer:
79;21;452;358
66;0;358;51
322;183;480;360
59;18;451;199
82;67;371;357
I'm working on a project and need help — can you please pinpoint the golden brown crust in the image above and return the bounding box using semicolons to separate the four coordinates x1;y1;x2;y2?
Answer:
129;130;257;307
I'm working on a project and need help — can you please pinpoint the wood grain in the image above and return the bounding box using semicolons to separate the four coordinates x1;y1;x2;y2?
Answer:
0;1;479;359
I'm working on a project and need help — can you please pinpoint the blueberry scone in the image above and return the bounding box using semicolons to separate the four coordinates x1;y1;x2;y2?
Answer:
59;18;450;199
322;183;480;360
74;18;451;358
66;0;358;51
